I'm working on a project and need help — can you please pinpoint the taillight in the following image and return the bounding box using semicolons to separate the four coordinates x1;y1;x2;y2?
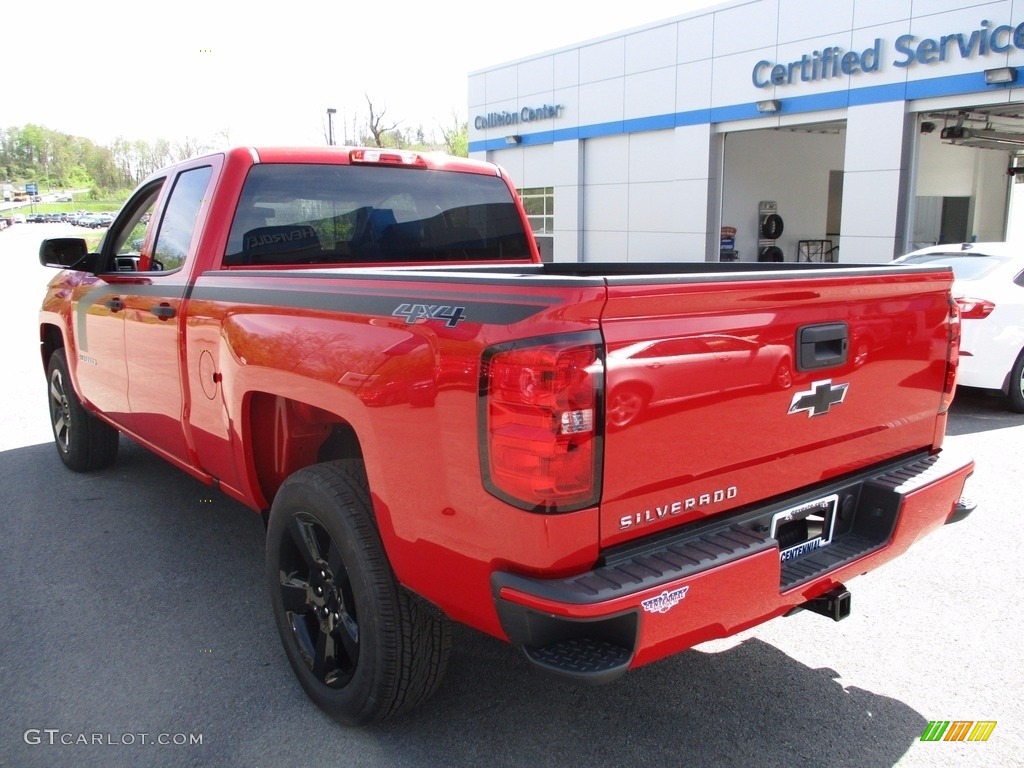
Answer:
479;333;603;512
955;296;995;319
940;298;961;414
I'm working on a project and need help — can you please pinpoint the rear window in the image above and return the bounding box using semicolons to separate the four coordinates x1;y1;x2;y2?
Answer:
898;252;1006;280
224;164;531;266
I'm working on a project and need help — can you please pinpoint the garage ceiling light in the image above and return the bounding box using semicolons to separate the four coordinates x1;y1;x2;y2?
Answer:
984;67;1018;85
756;99;781;114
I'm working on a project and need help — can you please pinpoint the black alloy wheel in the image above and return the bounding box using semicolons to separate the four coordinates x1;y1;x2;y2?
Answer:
277;511;361;688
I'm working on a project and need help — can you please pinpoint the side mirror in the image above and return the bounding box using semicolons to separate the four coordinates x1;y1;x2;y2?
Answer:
39;238;93;270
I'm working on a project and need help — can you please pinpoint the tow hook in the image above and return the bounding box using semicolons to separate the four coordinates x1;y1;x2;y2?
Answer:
805;585;852;621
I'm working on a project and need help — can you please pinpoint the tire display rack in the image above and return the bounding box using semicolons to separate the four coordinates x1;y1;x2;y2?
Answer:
758;200;784;261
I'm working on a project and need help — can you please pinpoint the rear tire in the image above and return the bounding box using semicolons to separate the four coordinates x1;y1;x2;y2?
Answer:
266;460;451;725
1008;349;1024;413
46;348;119;471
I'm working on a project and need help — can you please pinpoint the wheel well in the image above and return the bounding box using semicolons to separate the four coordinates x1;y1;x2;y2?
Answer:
40;324;64;370
248;392;363;507
1004;346;1024;400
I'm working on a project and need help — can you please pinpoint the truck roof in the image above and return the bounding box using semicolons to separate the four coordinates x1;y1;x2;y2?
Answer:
182;146;504;177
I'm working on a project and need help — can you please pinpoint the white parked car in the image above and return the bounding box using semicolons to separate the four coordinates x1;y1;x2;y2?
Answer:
893;242;1024;412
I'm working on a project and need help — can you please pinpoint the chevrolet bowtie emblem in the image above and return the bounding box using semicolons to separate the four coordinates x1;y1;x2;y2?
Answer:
788;379;848;417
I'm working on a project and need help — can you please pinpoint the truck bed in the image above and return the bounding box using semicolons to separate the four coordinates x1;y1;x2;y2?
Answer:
216;258;956;549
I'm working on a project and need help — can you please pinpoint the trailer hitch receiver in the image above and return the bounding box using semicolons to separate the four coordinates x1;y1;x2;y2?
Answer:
805;586;852;621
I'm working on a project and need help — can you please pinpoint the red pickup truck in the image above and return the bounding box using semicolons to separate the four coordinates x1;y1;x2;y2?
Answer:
38;146;975;725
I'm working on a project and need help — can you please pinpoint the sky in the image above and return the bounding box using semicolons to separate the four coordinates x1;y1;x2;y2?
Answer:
3;0;721;148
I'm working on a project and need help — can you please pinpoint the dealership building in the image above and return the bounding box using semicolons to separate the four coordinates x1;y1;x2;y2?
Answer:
468;1;1024;263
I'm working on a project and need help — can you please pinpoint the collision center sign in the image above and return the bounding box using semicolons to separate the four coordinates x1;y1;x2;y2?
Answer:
474;103;564;130
753;19;1024;88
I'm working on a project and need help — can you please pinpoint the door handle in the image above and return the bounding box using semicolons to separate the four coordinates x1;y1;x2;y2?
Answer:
104;297;124;312
150;304;176;319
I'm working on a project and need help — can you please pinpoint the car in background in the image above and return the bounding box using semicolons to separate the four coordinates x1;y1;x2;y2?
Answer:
893;242;1024;412
12;214;25;224
73;212;114;228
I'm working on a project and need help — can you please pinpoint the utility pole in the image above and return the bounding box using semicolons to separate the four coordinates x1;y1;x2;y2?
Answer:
327;108;337;146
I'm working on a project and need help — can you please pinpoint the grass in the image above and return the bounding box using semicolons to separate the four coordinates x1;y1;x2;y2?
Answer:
23;201;122;215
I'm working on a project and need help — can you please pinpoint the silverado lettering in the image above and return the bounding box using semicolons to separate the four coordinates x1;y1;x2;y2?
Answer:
37;145;976;727
620;486;740;530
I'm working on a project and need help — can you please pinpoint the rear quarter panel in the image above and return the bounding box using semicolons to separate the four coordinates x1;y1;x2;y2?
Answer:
184;269;608;635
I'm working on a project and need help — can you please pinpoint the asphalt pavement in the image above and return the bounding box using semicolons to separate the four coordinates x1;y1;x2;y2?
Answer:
1;223;1020;768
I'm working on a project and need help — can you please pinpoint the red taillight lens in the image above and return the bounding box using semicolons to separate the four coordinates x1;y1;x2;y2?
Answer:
955;296;995;319
940;298;961;414
480;334;603;512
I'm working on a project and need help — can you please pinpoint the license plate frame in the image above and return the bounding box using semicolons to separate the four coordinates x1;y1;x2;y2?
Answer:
771;494;839;563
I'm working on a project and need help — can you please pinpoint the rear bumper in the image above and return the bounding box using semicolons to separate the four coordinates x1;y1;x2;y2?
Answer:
492;450;975;682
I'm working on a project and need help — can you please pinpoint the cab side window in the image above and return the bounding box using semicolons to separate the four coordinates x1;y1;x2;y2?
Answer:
105;180;163;272
117;206;155;260
150;166;213;272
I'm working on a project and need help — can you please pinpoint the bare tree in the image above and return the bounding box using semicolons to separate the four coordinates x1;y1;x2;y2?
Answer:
213;127;231;148
365;94;400;148
173;136;211;163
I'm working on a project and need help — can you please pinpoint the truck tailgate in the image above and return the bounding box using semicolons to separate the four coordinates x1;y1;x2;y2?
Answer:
599;268;954;549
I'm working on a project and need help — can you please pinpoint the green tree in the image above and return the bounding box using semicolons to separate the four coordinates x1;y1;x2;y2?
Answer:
440;114;468;157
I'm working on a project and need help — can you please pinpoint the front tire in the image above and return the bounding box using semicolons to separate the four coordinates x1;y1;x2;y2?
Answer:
46;348;119;471
266;460;451;725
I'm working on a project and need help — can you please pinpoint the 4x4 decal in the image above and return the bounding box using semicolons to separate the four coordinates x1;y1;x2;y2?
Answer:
392;303;467;328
